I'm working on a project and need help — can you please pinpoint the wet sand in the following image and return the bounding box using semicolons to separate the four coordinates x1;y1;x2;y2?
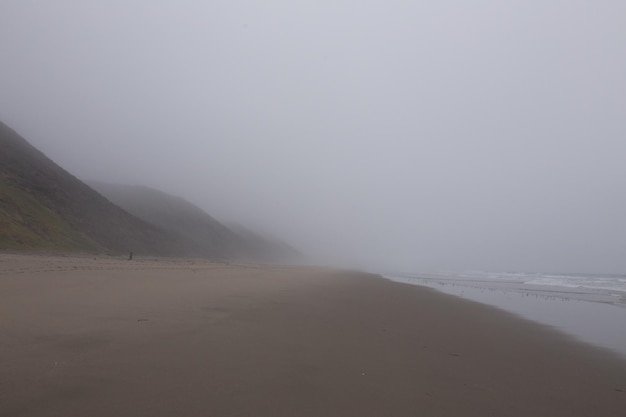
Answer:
1;254;625;416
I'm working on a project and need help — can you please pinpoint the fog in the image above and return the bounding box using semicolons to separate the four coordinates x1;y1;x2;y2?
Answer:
1;1;625;273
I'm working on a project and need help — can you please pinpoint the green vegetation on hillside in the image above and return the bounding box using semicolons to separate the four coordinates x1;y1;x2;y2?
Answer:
0;121;207;257
0;121;298;259
0;174;100;251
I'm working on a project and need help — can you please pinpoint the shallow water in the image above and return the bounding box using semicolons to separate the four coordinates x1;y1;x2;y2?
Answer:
384;272;626;359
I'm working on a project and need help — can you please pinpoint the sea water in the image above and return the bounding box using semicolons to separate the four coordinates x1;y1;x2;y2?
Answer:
383;271;626;359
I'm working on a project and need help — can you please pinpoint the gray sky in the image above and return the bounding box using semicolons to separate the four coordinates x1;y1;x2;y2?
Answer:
1;1;625;272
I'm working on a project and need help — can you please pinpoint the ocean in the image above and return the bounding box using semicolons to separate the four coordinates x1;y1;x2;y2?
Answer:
384;271;626;358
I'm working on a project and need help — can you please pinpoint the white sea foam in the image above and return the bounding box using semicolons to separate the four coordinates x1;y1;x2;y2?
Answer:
523;274;626;294
391;271;626;303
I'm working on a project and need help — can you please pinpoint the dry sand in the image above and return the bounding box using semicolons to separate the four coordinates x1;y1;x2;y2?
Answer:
1;254;625;416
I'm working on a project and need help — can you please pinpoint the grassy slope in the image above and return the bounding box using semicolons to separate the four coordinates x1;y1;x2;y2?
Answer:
0;121;205;256
0;173;100;251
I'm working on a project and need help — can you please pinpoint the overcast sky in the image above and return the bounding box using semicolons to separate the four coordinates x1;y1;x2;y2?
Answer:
1;1;625;272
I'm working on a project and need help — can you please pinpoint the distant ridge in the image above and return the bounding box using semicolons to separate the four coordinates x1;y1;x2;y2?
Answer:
90;182;301;263
226;222;302;263
88;182;240;259
0;120;301;261
0;121;203;256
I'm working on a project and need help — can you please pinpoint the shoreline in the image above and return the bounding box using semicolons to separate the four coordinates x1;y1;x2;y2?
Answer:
386;273;626;359
1;254;625;416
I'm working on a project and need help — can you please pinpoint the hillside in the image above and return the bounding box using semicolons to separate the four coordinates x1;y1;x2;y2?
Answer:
90;182;301;263
226;222;302;263
89;182;240;259
0;121;204;256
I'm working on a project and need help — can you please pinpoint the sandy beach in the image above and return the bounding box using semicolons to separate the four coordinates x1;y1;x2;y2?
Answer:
1;254;625;416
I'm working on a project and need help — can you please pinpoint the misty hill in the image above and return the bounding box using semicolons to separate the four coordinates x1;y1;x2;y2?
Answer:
88;182;240;259
226;222;302;263
0;121;203;256
89;182;300;263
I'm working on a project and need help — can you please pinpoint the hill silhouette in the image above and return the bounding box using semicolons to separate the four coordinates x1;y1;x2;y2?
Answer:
89;182;241;259
0;121;300;261
90;182;300;263
226;222;302;263
0;121;204;256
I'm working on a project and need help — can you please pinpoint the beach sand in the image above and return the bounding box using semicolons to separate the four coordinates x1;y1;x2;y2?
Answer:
1;254;625;416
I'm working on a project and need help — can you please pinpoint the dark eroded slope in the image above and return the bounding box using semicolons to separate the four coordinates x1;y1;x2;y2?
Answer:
0;122;203;256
